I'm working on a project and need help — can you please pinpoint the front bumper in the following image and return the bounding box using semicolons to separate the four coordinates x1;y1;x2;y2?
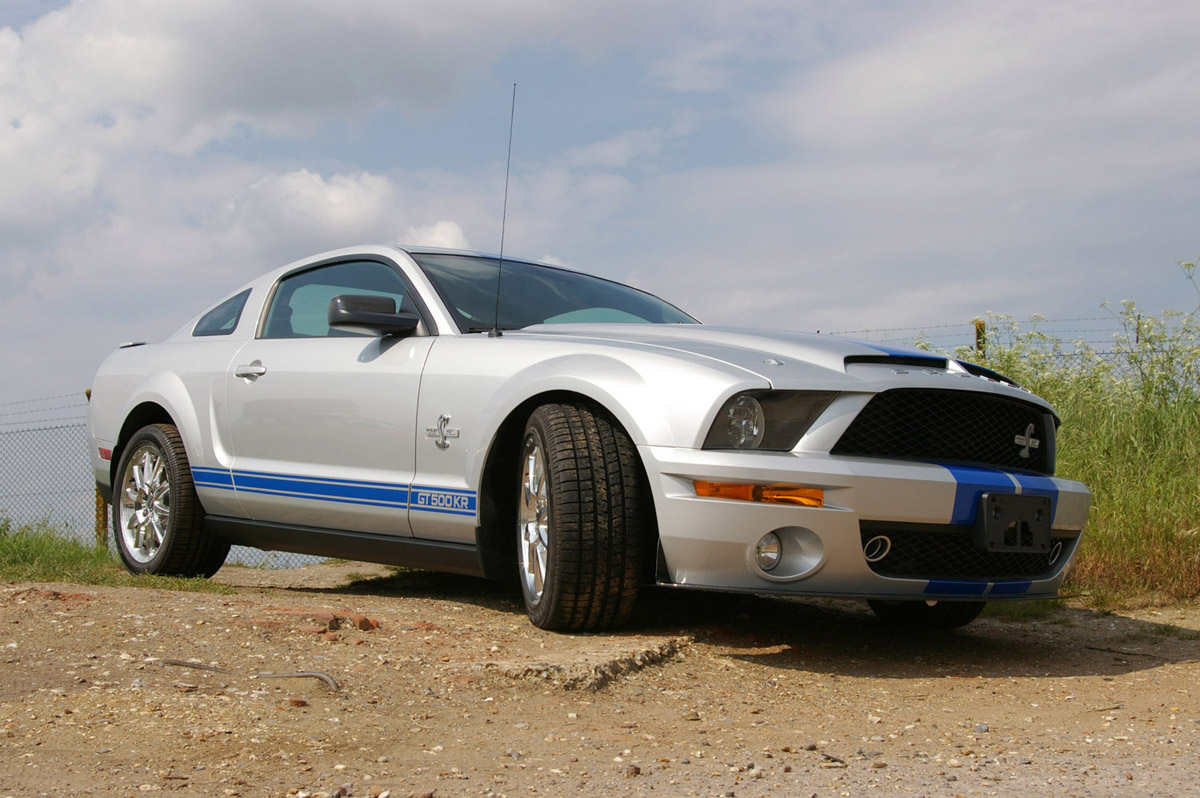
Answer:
640;445;1090;601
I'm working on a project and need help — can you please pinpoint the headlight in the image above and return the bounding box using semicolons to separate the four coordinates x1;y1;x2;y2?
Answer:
709;394;765;449
703;391;837;451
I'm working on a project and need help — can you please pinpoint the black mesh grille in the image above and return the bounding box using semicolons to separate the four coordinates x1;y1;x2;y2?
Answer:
861;525;1077;581
832;389;1054;474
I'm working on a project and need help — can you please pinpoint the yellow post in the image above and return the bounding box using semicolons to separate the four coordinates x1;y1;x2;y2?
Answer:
95;489;108;545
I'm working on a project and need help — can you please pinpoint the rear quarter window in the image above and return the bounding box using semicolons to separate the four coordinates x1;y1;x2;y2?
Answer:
193;289;251;337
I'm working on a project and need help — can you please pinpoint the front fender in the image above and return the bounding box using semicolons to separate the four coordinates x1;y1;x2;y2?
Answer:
463;349;766;491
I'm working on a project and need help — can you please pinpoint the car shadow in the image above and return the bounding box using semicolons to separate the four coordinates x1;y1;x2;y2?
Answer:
628;586;1200;681
259;568;1198;681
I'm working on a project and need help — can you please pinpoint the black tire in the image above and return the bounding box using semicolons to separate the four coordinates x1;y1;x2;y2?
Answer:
112;424;229;578
867;599;986;630
517;403;643;631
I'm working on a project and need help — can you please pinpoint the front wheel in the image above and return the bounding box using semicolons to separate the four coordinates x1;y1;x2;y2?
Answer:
868;599;985;630
113;424;229;577
518;403;643;631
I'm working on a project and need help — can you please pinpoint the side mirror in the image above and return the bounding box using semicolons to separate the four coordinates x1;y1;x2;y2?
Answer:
328;294;421;337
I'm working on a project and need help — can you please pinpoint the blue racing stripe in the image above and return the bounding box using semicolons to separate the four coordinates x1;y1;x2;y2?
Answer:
192;466;235;490
1012;473;1060;519
989;580;1033;596
233;471;409;507
941;464;1018;525
410;485;477;517
925;579;988;596
845;340;949;364
189;467;477;515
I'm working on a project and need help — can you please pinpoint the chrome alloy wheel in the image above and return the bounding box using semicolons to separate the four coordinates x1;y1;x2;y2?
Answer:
518;435;550;604
118;442;171;563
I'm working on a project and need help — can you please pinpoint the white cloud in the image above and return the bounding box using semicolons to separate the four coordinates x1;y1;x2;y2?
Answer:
405;220;471;250
2;0;1199;406
226;169;398;250
0;0;692;243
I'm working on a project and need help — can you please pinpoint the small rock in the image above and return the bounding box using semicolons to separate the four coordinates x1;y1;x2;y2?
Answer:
289;698;309;708
624;765;641;777
347;613;380;631
974;722;989;733
682;710;701;721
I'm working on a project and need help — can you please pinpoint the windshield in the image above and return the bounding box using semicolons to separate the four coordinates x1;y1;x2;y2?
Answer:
411;253;698;332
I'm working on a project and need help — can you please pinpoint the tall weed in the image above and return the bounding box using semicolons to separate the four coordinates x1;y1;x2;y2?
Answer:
954;261;1200;604
0;520;232;593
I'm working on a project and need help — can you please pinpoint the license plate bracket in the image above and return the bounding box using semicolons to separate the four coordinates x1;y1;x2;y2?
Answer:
971;493;1052;553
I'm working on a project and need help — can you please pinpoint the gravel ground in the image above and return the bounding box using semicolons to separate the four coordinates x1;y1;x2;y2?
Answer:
2;562;1198;797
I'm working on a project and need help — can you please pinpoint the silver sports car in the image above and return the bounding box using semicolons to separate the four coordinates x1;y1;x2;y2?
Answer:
87;245;1090;631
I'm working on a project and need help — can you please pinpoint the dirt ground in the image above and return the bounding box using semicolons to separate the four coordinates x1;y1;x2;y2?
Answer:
2;562;1198;798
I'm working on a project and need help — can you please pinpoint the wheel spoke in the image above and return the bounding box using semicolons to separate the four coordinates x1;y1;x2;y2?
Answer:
118;442;172;564
518;438;550;603
533;535;546;594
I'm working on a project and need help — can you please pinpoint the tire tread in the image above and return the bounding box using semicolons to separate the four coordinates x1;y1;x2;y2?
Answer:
113;424;229;578
524;403;642;631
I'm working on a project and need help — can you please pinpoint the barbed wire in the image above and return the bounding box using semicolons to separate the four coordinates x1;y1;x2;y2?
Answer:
0;391;87;407
0;401;87;419
0;417;89;430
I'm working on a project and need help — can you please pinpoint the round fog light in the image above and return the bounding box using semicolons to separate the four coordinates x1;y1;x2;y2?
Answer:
755;532;782;571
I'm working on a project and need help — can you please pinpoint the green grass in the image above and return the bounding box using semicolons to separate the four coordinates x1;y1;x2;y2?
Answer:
0;519;233;594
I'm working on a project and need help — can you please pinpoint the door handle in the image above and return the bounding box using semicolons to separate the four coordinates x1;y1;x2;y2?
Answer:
234;363;267;378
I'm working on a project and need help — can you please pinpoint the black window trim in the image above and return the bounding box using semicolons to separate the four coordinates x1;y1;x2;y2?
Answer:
192;288;252;337
256;255;438;340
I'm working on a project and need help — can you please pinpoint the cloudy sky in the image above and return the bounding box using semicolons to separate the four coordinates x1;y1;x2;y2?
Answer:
2;0;1198;405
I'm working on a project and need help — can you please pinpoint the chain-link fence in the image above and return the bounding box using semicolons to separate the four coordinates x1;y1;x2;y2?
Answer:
0;400;318;569
0;422;100;539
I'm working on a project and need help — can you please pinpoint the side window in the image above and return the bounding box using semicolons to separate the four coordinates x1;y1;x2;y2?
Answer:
193;289;251;337
262;260;414;339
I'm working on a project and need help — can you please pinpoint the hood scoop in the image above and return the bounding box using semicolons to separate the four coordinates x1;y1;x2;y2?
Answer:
844;353;949;370
843;353;1020;388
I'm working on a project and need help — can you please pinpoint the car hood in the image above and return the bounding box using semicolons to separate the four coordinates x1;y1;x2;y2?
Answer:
515;323;1038;403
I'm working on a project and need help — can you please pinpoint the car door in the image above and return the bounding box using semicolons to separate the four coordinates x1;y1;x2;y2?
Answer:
222;258;433;536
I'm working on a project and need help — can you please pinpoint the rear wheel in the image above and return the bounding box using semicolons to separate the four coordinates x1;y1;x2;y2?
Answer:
113;424;229;577
518;403;643;631
868;599;986;630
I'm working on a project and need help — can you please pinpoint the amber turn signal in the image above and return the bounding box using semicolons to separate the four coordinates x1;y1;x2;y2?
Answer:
693;481;823;507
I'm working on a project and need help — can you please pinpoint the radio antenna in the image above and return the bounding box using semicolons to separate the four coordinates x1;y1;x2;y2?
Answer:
489;83;517;338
